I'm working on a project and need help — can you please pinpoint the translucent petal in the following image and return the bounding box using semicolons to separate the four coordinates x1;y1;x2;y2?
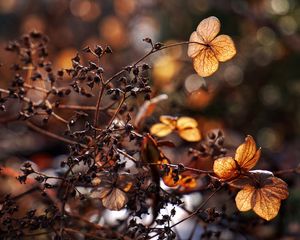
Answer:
193;48;219;77
160;115;177;127
211;35;236;62
235;135;261;171
235;186;255;211
150;123;173;137
196;16;221;43
187;31;205;58
213;157;238;180
252;189;281;221
178;128;201;142
177;117;198;129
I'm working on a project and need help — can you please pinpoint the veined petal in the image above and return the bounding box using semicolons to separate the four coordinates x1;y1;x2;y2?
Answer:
211;34;236;62
235;135;261;171
196;16;221;43
193;48;219;77
252;188;281;221
235;186;255;211
102;188;128;211
187;31;205;58
213;157;238;180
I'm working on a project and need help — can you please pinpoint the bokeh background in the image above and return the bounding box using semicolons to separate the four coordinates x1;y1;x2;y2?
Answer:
0;0;299;239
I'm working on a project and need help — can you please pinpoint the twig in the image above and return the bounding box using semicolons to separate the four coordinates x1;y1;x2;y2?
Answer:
94;83;105;127
106;94;127;128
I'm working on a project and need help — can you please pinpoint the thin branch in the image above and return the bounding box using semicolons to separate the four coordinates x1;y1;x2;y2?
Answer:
94;84;105;127
55;104;97;111
106;94;126;128
23;83;49;93
149;162;213;175
51;112;69;124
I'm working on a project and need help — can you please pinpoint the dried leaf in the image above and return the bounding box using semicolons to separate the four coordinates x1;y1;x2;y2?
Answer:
101;188;128;211
142;134;198;189
134;94;168;127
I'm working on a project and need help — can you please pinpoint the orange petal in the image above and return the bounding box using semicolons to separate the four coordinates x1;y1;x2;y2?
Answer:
159;115;177;127
179;176;197;189
252;188;281;221
178;128;201;142
260;177;289;201
211;35;236;62
187;31;205;58
177;117;198;129
213;157;238;180
193;48;219;77
163;170;181;187
196;16;220;43
235;186;255;211
150;123;173;137
235;135;261;171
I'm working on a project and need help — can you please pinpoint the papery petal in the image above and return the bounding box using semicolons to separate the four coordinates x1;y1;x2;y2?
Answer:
235;135;261;171
187;31;205;58
261;177;289;200
196;16;221;43
178;128;201;142
150;123;173;137
252;188;281;221
213;157;238;180
160;115;177;127
102;188;128;211
211;35;236;62
193;48;219;77
235;186;255;211
177;117;198;129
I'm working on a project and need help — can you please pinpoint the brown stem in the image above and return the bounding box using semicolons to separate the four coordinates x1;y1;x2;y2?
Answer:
23;83;49;93
51;112;69;124
149;162;213;175
94;83;105;127
55;104;97;111
106;94;126;128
